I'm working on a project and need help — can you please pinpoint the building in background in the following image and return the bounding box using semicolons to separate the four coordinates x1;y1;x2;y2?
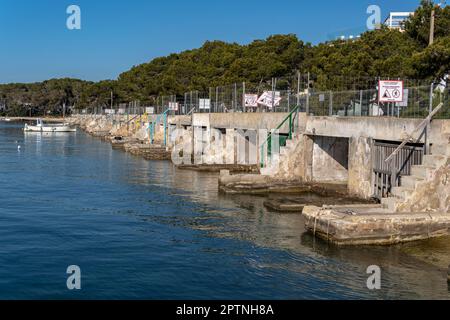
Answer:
384;12;413;31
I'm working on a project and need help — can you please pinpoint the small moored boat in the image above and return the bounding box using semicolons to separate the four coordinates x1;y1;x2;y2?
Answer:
24;119;76;132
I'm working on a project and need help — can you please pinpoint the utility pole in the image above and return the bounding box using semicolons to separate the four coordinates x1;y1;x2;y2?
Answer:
429;5;436;46
430;1;446;46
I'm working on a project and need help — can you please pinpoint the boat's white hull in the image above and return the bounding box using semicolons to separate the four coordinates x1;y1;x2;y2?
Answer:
24;124;76;132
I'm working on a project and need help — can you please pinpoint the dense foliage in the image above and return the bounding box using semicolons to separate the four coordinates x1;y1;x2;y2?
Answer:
1;1;449;116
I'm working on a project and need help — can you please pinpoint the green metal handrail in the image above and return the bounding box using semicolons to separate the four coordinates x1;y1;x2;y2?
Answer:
149;108;170;145
260;105;300;168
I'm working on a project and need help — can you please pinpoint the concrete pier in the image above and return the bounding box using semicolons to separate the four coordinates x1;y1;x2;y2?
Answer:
68;112;450;245
303;205;450;245
68;114;173;160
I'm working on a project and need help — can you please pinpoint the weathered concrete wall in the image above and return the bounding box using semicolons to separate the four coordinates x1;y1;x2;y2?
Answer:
305;116;425;141
193;112;291;133
168;115;192;127
276;116;449;200
397;159;450;213
189;113;295;166
311;136;349;183
263;134;313;181
430;119;450;144
190;127;261;166
170;126;193;164
348;137;374;199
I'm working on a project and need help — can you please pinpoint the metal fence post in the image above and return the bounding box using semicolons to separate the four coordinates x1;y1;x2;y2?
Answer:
287;91;291;113
359;90;363;116
306;72;310;114
242;82;246;113
425;82;434;155
209;87;212;115
215;86;219;113
329;91;333;116
429;82;434;113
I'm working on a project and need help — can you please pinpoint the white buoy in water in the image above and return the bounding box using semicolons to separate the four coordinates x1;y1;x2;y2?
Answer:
17;145;21;150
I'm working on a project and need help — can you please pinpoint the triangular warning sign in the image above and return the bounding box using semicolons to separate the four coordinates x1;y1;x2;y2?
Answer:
383;90;391;99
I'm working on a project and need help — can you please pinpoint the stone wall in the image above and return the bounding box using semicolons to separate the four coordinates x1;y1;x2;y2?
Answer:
348;137;374;199
397;159;450;213
265;134;313;181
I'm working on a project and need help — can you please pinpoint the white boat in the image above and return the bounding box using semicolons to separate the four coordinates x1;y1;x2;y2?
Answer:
24;119;76;132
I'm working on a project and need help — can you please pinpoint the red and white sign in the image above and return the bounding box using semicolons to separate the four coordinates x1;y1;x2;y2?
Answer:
244;94;259;107
169;102;179;111
257;91;282;108
378;80;404;103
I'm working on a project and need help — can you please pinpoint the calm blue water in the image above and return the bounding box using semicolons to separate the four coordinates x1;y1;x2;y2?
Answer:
0;122;449;300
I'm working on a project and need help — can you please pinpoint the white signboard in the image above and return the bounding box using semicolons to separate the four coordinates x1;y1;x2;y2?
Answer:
257;91;282;108
146;107;155;114
105;109;115;115
379;80;404;103
118;108;126;115
396;89;409;108
199;99;211;110
244;94;259;107
169;102;179;111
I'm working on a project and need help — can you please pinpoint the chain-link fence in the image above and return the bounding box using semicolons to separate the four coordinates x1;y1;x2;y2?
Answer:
303;85;449;119
74;73;449;119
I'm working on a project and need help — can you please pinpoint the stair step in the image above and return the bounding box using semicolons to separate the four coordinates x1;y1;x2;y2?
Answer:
423;154;447;166
411;165;436;178
391;186;414;200
401;175;424;189
381;197;399;211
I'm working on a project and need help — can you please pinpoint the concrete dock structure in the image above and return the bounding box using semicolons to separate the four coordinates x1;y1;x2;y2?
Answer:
69;107;450;245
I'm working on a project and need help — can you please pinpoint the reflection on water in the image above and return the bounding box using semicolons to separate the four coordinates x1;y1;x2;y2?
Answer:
0;122;449;299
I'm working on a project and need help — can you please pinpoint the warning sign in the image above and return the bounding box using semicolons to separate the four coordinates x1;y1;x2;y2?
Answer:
244;94;258;107
257;91;282;108
378;80;404;103
169;102;179;111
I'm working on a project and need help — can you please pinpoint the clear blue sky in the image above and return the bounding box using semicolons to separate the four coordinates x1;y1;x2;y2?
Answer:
0;0;422;84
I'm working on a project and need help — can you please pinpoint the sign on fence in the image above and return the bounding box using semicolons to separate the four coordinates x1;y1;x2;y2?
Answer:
244;94;259;107
378;80;404;103
169;102;179;111
199;99;211;110
146;107;155;114
105;109;115;115
257;91;282;108
118;108;126;114
396;89;409;108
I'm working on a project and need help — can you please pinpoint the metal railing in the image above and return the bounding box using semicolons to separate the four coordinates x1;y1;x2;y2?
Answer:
149;108;170;145
373;102;444;199
259;105;300;168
